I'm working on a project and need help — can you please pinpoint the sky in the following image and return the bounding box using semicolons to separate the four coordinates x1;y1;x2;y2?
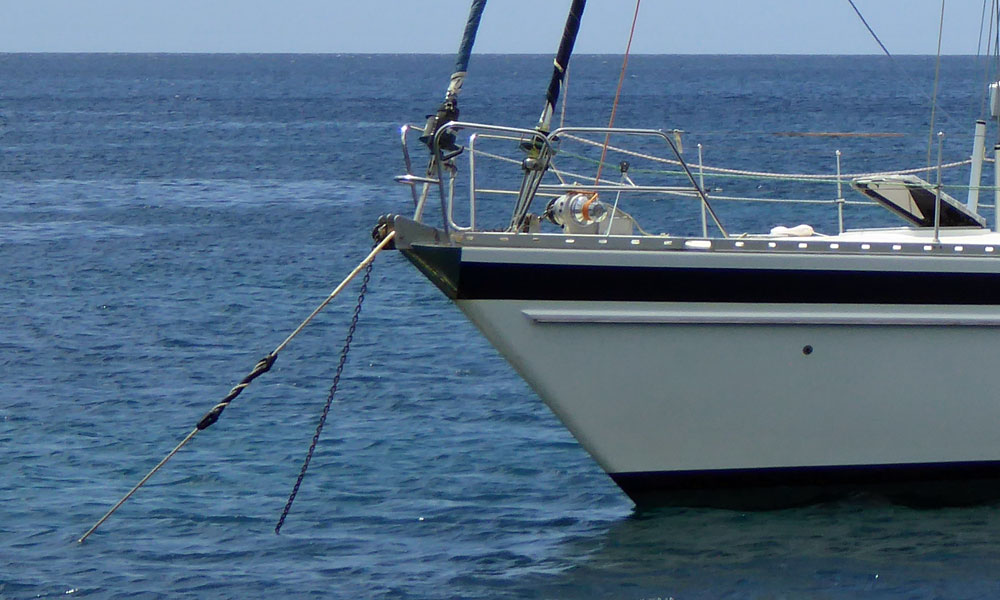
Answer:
0;1;991;55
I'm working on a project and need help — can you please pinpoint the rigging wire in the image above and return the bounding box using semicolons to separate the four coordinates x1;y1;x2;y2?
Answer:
995;0;1000;137
846;0;961;138
559;132;973;181
926;0;946;169
979;0;990;60
977;0;995;120
846;0;892;58
559;66;570;130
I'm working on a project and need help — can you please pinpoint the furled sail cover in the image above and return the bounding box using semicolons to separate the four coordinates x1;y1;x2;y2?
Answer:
851;174;987;228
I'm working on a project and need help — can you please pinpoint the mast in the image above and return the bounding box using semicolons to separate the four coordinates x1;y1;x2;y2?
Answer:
509;0;587;231
410;0;487;238
419;0;488;151
537;0;586;133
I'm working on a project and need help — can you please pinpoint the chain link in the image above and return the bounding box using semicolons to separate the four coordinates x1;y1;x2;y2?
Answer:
274;257;374;534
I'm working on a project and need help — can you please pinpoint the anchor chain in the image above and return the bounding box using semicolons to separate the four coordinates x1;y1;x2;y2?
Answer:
79;231;395;543
274;253;374;534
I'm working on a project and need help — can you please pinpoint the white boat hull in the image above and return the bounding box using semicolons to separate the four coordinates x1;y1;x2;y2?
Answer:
462;299;1000;471
393;223;1000;507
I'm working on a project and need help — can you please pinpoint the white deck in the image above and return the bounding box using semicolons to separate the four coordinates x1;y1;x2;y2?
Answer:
772;225;1000;245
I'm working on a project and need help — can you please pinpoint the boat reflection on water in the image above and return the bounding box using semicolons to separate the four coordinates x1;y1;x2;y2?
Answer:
499;500;1000;597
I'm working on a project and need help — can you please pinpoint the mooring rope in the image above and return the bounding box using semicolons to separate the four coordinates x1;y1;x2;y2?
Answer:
274;251;373;534
78;231;396;543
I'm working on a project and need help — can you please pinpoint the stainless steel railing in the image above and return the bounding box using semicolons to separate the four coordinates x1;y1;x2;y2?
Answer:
394;120;982;238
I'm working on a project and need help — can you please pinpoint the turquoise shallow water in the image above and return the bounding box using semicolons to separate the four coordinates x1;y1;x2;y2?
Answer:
3;54;1000;598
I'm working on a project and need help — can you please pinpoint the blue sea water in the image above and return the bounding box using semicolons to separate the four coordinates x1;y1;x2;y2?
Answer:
3;53;1000;599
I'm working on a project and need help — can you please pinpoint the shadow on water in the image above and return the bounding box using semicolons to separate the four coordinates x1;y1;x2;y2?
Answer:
501;497;1000;599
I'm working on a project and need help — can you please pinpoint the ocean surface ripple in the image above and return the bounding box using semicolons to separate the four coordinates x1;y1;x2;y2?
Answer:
3;54;1000;599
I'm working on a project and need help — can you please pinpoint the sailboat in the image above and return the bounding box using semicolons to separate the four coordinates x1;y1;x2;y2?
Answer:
376;0;1000;508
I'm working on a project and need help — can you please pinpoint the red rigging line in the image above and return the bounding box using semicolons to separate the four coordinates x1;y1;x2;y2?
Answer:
594;0;641;191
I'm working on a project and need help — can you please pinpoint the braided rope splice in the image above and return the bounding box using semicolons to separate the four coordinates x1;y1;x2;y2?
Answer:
197;354;276;430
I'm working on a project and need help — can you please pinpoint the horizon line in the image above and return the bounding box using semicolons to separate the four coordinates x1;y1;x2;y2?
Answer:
0;51;985;57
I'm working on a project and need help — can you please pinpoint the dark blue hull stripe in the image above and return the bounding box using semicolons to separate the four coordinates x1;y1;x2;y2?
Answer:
611;461;1000;509
458;262;1000;304
403;246;1000;304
